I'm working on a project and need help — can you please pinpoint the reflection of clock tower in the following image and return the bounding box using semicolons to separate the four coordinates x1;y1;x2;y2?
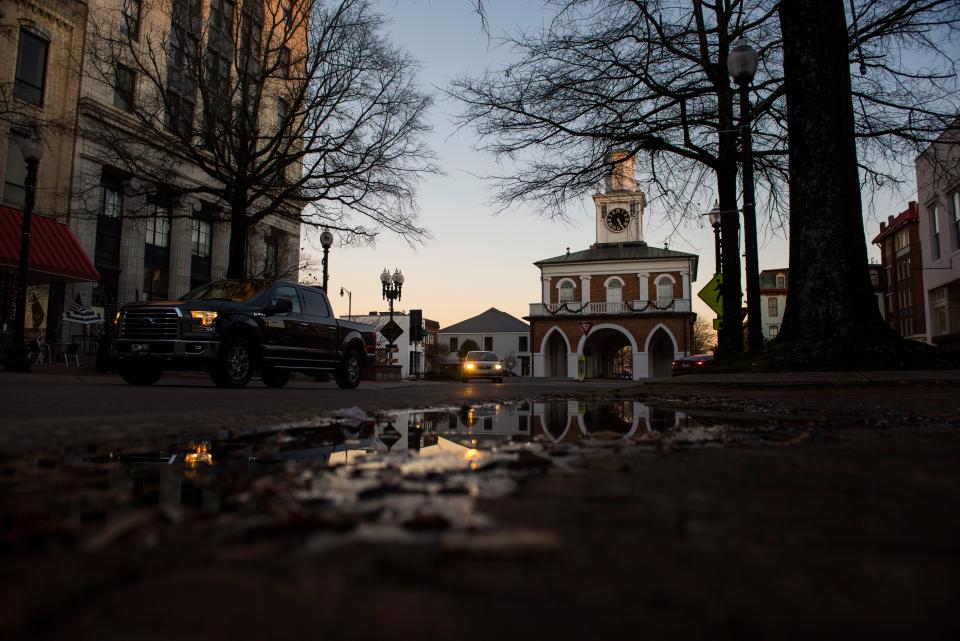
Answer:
593;151;646;245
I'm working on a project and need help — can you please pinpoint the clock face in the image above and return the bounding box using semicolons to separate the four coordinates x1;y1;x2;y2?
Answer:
605;207;631;232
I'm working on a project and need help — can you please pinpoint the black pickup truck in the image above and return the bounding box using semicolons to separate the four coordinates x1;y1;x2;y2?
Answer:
110;279;376;388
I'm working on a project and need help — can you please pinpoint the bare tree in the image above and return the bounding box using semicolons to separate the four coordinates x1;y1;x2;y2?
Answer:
692;315;716;353
451;0;960;355
82;0;437;277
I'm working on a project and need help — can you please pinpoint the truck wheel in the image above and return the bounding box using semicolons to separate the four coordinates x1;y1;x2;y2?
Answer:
261;368;290;388
211;337;255;388
120;366;163;386
335;350;362;389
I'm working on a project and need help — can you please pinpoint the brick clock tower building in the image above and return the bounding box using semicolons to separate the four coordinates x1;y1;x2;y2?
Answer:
527;153;698;380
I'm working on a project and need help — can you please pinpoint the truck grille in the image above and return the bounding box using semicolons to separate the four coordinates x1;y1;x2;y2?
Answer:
120;308;181;339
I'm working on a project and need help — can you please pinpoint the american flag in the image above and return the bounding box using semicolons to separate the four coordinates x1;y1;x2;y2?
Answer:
63;293;103;324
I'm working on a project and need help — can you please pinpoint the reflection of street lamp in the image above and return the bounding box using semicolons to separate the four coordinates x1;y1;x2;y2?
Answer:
319;229;334;292
380;267;404;353
728;37;763;352
339;286;352;321
3;130;44;373
706;205;723;275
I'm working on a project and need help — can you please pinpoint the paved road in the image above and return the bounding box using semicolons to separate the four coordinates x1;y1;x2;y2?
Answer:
0;371;633;455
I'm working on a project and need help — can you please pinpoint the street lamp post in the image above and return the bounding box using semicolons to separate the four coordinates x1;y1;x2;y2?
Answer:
339;286;352;321
707;205;723;275
380;267;404;353
319;229;334;292
3;130;44;373
728;37;763;352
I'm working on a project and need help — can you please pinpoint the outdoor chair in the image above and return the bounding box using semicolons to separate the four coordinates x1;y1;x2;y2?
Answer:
29;340;49;365
62;342;80;367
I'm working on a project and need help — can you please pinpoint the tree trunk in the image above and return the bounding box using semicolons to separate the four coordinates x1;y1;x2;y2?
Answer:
777;0;890;343
226;213;249;279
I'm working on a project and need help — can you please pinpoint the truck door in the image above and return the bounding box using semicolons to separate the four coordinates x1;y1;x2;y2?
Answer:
262;284;311;367
299;286;338;367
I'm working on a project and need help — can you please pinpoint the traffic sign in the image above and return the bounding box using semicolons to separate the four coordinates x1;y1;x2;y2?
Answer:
578;321;595;336
697;273;724;316
379;319;404;344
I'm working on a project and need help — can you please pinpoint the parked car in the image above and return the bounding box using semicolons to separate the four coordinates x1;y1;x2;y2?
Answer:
671;353;714;376
461;350;504;383
111;279;376;388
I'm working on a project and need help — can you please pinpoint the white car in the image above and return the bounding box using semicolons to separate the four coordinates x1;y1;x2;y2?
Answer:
461;351;503;383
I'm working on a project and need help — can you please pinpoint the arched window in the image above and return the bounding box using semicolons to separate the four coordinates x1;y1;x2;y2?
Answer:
655;276;674;304
558;280;575;303
605;278;623;304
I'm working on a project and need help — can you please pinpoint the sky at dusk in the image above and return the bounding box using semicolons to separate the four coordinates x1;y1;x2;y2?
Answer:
306;0;916;330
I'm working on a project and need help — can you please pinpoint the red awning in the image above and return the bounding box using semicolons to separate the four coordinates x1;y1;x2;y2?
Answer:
0;206;100;282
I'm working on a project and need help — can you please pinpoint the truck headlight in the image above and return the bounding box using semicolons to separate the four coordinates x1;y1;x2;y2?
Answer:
494;363;502;370
464;362;475;370
190;310;218;331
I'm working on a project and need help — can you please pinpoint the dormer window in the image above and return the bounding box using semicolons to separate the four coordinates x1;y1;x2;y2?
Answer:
775;272;786;288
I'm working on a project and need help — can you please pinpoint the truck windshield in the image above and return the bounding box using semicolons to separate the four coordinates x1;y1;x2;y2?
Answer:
465;351;499;362
182;280;272;302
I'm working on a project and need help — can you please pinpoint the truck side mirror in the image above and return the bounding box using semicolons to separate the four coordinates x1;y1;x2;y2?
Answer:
267;298;293;315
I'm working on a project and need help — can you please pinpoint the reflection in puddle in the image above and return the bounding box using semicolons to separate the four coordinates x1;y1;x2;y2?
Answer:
1;399;806;553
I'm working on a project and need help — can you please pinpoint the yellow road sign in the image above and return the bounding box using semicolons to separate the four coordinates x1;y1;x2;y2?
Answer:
698;273;724;316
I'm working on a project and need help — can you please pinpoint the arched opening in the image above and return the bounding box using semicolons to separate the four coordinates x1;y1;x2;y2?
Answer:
647;326;675;378
543;329;568;378
581;326;633;379
541;400;571;441
581;400;634;436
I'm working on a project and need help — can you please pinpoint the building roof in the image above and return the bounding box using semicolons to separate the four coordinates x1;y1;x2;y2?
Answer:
441;308;529;334
535;242;698;266
872;202;918;244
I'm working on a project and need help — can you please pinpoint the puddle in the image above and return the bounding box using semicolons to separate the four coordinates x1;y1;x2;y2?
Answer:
0;398;809;554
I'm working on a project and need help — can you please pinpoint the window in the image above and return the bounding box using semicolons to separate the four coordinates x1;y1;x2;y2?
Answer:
606;278;623;304
558;280;575;303
769;325;778;338
121;0;142;40
277;46;290;79
484;336;493;351
953;192;960;250
271;285;301;313
775;272;786;288
3;144;27;207
277;98;289;126
931;205;941;260
768;297;778;317
145;203;170;247
209;0;235;34
113;65;136;111
191;218;211;257
264;227;284;277
101;184;123;218
449;337;458;352
166;89;195;138
869;270;879;287
143;267;168;300
655;276;673;303
15;29;48;106
519;336;528;352
301;288;330;318
895;229;908;252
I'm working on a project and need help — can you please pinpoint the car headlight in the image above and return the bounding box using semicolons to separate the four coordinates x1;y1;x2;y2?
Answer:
464;362;475;370
494;363;502;370
190;310;218;331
